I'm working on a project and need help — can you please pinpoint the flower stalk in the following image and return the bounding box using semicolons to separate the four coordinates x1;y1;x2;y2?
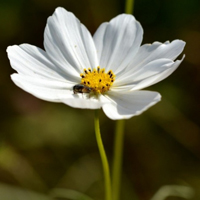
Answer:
94;110;112;200
125;0;134;14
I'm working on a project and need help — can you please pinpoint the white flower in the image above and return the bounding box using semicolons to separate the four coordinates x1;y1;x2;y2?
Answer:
7;7;185;120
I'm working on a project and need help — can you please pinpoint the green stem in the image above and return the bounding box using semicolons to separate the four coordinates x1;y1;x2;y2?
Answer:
125;0;134;14
94;110;112;200
112;120;125;200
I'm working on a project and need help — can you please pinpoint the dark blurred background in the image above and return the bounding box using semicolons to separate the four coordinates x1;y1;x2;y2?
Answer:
0;0;200;199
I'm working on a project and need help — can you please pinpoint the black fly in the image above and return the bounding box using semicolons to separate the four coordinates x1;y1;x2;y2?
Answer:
73;84;92;94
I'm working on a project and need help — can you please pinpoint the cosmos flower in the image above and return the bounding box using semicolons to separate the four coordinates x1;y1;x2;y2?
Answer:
7;7;185;120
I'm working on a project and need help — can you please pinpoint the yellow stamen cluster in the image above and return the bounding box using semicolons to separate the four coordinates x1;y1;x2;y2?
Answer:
80;66;115;94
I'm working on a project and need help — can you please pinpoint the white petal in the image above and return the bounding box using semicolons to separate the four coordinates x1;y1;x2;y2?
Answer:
126;40;185;73
7;44;78;83
11;74;102;109
44;7;99;76
114;58;174;87
114;56;184;91
61;98;102;109
93;14;143;74
101;90;161;120
11;73;74;102
131;55;185;90
115;58;173;84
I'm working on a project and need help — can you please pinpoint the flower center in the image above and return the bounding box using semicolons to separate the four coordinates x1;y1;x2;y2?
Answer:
80;66;115;94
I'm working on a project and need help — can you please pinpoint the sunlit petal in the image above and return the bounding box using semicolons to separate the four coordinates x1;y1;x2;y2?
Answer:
44;7;99;75
101;91;161;120
93;14;143;74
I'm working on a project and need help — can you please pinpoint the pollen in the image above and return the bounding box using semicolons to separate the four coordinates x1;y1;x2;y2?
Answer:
80;66;115;94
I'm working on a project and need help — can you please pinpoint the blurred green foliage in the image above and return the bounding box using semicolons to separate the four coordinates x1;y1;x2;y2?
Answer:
0;0;200;199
